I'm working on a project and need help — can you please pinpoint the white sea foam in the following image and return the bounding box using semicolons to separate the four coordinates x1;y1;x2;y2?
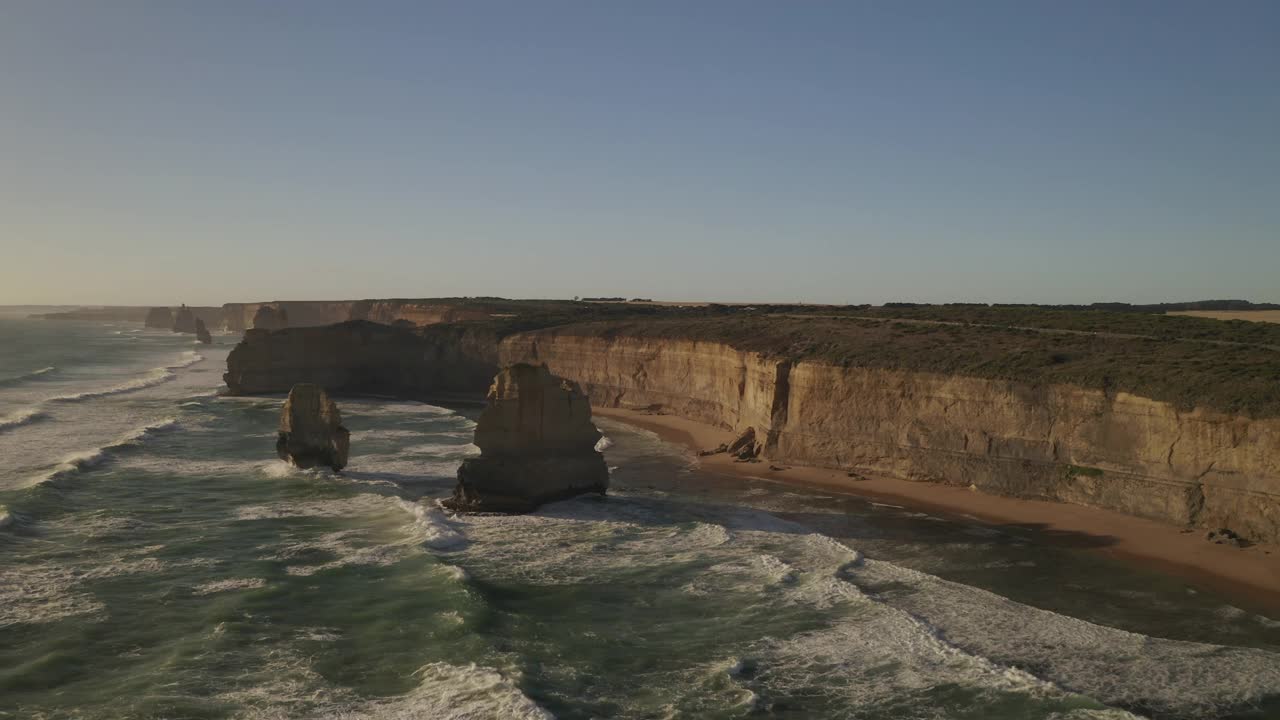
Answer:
326;662;555;720
397;499;468;551
0;406;47;432
166;350;204;369
594;435;614;452
33;418;179;486
48;368;176;402
193;578;267;595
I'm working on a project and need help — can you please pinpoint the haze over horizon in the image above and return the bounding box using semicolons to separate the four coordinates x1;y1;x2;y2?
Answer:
2;1;1277;307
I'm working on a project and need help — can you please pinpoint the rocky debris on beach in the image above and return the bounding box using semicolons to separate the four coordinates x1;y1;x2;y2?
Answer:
171;305;198;334
1206;528;1248;547
144;307;173;329
194;318;212;344
445;363;609;513
252;305;289;331
727;427;763;462
276;383;350;471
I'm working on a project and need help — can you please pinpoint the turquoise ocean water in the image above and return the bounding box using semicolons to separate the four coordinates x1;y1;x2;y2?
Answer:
2;310;1279;719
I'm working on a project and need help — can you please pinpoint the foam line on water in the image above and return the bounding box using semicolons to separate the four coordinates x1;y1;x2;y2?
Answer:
48;368;176;402
0;365;56;387
31;418;180;486
0;407;47;433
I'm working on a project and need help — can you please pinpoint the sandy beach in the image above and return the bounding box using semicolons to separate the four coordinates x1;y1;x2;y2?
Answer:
596;406;1280;614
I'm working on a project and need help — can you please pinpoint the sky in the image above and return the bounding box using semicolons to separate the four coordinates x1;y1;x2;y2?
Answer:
1;1;1277;306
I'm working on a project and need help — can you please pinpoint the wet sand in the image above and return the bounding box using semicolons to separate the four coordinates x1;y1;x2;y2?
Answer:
595;407;1280;614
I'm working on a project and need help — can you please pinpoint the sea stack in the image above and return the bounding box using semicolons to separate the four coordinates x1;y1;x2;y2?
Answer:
446;363;609;513
172;304;198;334
276;384;350;471
252;305;289;330
144;307;173;329
194;318;212;344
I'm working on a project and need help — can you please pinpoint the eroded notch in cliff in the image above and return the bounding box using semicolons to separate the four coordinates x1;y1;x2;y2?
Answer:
764;360;792;456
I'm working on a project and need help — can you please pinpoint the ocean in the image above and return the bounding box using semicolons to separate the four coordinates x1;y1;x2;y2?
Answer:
2;310;1279;719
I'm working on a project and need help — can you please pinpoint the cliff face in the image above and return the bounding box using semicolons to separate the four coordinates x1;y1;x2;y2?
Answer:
220;300;493;332
223;321;498;399
500;331;1280;543
222;322;1280;542
145;307;173;329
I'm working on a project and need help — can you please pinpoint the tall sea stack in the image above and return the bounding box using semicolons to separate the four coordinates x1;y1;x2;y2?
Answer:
446;363;609;513
276;384;350;471
172;305;198;334
195;318;212;344
145;307;173;329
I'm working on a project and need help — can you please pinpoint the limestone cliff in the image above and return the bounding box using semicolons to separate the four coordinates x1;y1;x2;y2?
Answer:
224;321;498;399
500;331;1280;543
222;322;1280;543
251;305;290;330
145;307;173;329
276;384;350;471
446;364;608;512
220;299;495;333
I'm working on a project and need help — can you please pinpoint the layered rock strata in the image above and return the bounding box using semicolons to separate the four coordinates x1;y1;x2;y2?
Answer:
500;330;1280;543
445;364;609;513
276;383;350;470
223;323;1280;543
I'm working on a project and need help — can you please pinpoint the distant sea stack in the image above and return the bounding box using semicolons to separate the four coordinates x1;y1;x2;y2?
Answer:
145;307;173;329
252;305;289;331
446;363;609;513
195;318;212;345
172;305;198;334
276;384;350;471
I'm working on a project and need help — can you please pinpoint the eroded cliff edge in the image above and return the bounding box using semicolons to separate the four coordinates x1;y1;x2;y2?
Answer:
224;316;1280;543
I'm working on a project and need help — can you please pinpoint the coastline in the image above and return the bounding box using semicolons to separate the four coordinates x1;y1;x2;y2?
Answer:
594;406;1280;614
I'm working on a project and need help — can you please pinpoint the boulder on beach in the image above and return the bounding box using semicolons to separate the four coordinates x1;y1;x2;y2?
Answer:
145;307;173;329
195;318;212;345
445;363;609;513
252;305;289;331
276;383;350;471
171;305;198;334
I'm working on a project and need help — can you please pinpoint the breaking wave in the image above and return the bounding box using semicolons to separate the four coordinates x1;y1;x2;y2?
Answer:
166;350;204;369
0;365;55;386
0;407;47;433
48;368;176;402
33;418;179;486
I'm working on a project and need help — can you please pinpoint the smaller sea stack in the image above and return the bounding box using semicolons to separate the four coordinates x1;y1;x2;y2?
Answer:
172;304;198;334
194;318;212;344
276;383;350;471
446;363;609;513
144;307;173;329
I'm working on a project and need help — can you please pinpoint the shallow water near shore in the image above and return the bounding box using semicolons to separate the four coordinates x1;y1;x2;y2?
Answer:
2;313;1280;719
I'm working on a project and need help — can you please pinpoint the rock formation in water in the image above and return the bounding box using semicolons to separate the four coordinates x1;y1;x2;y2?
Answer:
195;318;212;345
252;305;290;331
171;305;198;334
446;363;609;513
223;312;1280;543
276;384;350;471
145;307;173;329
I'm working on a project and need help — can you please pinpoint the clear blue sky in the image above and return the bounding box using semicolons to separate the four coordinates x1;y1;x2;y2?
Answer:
2;1;1277;306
